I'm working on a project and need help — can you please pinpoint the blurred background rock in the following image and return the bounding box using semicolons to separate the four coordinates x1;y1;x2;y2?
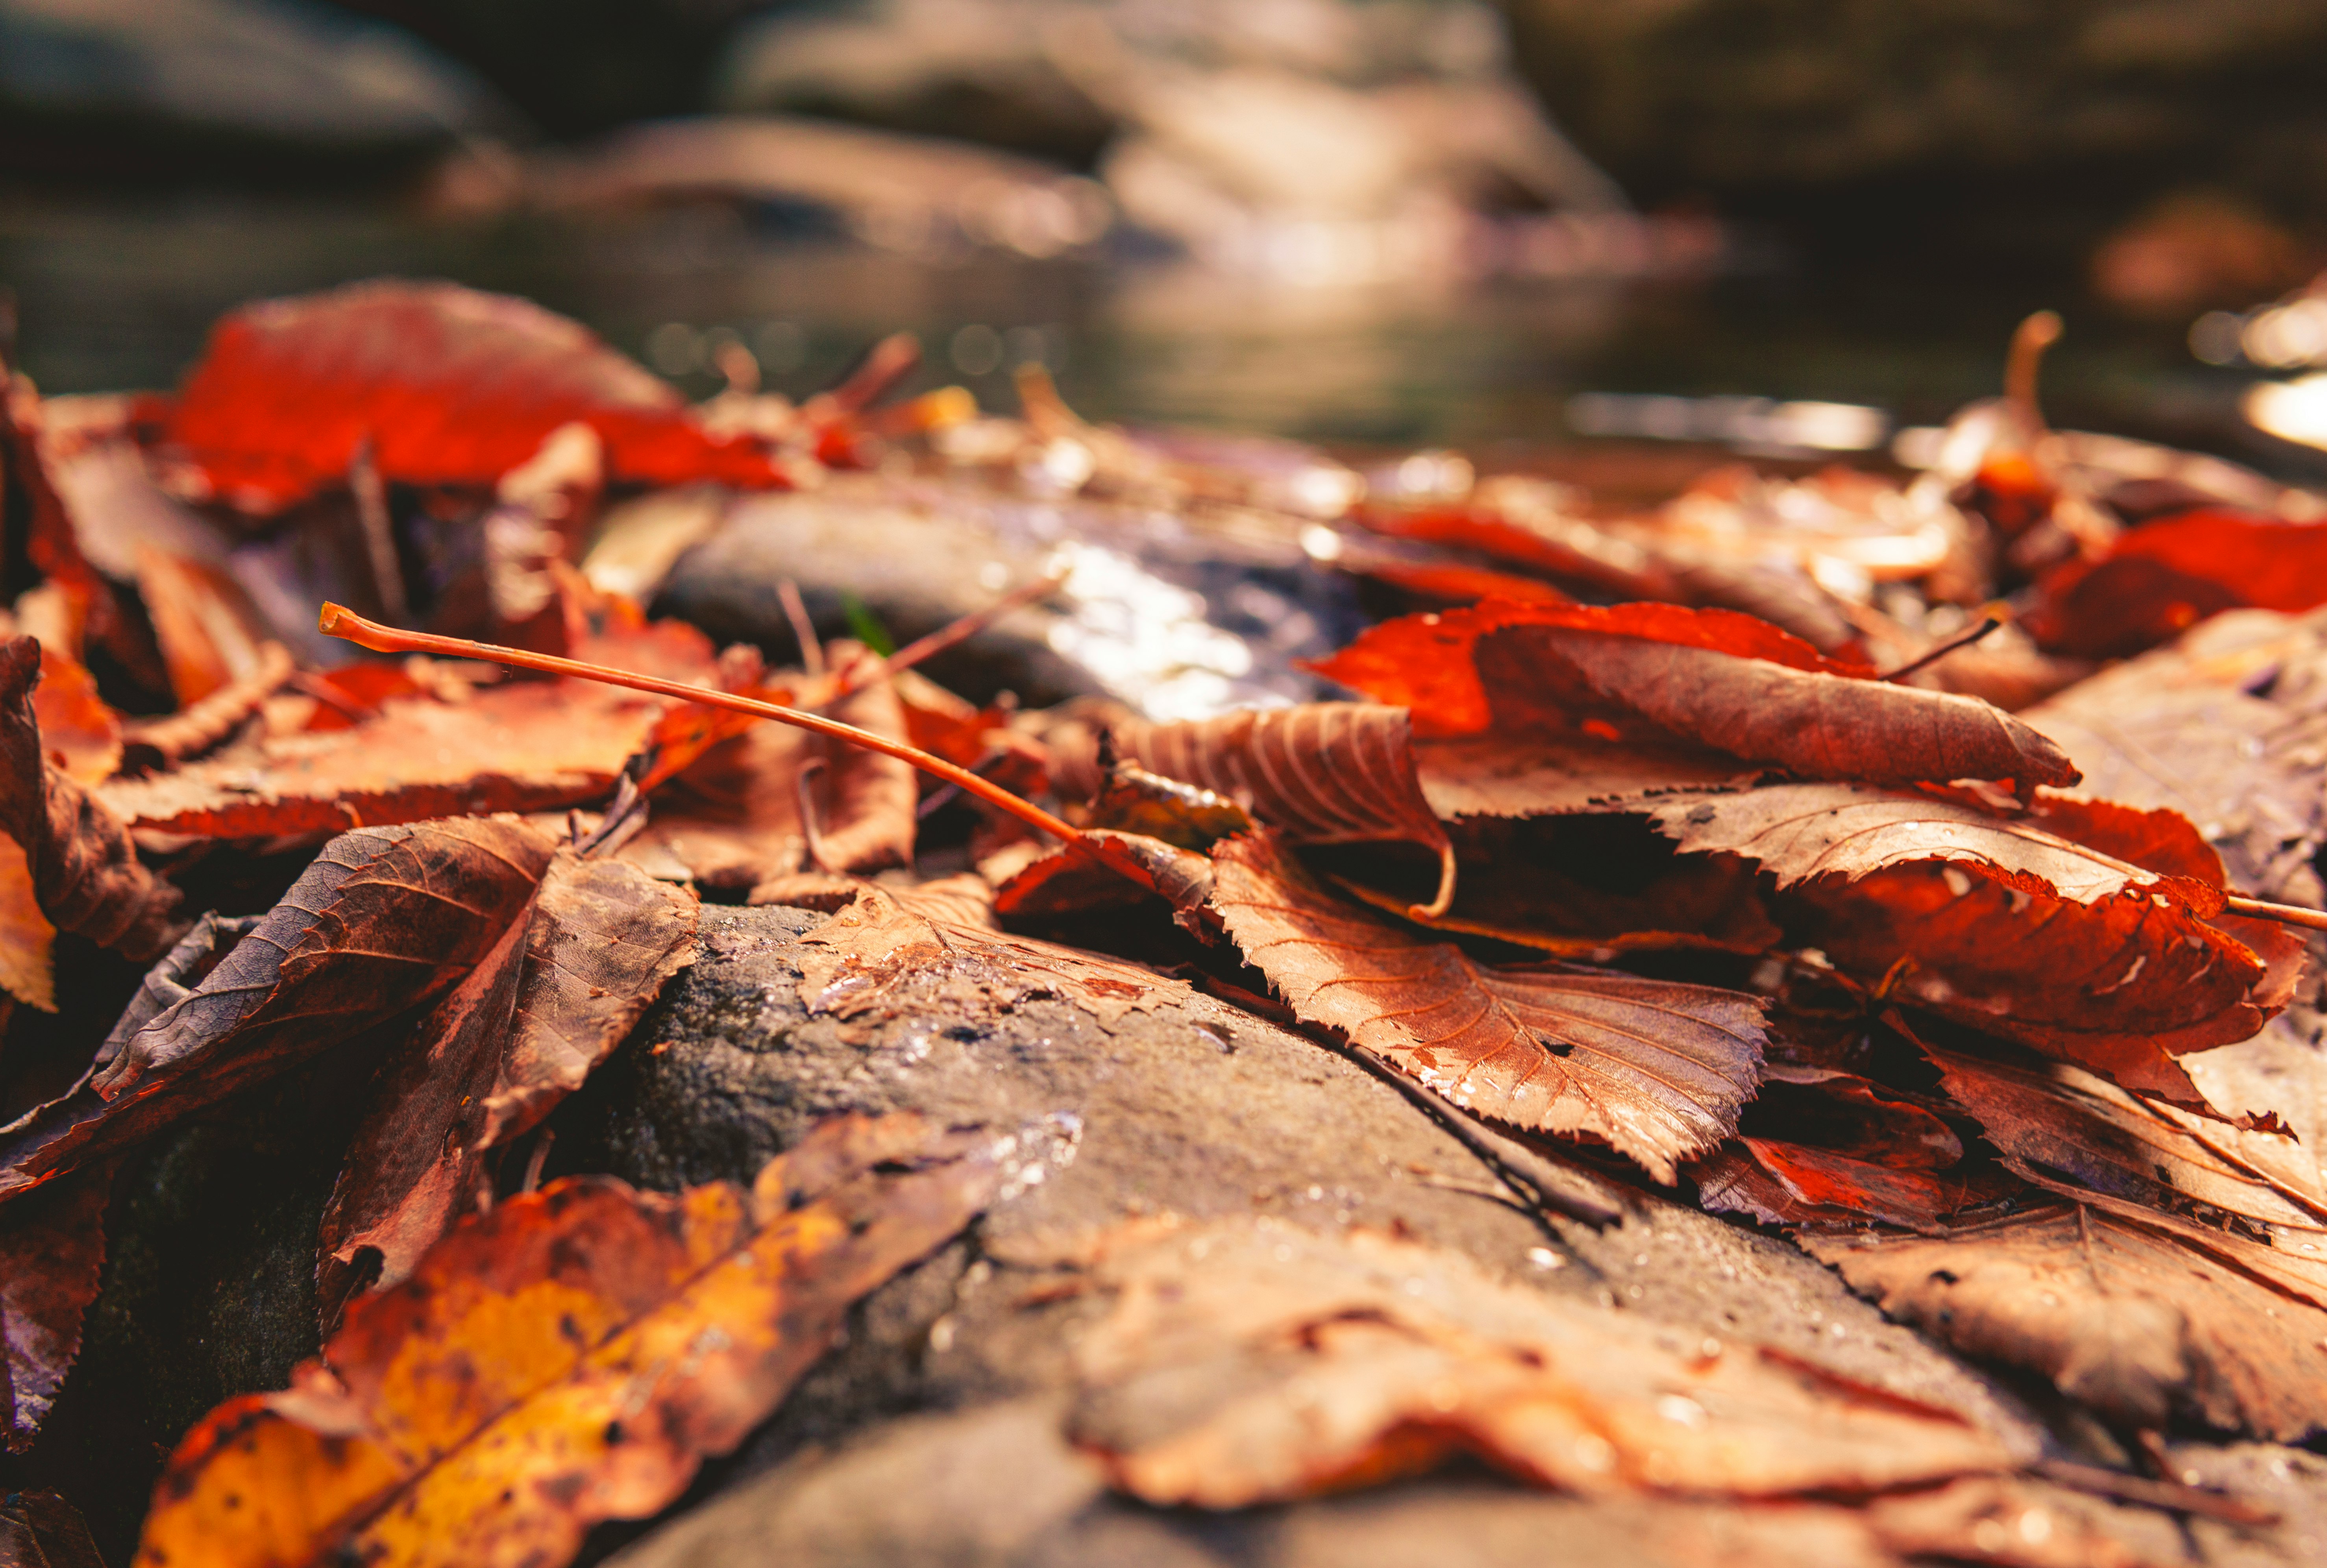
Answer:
2;0;2324;461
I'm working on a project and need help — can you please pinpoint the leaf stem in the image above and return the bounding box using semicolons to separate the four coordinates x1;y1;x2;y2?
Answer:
2222;894;2327;932
1878;616;2001;683
316;602;1083;845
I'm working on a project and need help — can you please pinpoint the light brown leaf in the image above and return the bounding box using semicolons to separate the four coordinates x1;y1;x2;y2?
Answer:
1067;1217;2014;1506
795;881;1195;1031
133;546;272;708
136;1113;999;1568
1061;703;1456;915
1207;832;1766;1182
1413;733;1759;821
1809;1205;2327;1440
315;850;698;1321
1;636;183;962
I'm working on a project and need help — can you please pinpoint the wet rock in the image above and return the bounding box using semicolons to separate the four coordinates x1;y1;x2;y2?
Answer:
654;474;1360;715
553;903;2039;1563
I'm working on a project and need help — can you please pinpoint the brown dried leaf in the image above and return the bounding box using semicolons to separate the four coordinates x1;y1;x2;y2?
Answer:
1413;733;1759;821
1207;832;1766;1182
1478;621;2078;791
0;817;554;1204
0;832;55;1012
0;1169;107;1451
1067;1217;2014;1506
133;546;272;707
1;636;183;962
1808;1205;2327;1440
1062;703;1456;915
795;882;1195;1030
119;640;293;771
617;643;916;889
136;1114;999;1568
1692;1139;2024;1235
316;852;698;1317
29;642;120;786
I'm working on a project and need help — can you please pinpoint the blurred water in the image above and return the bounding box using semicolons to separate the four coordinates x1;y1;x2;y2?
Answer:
0;196;2279;465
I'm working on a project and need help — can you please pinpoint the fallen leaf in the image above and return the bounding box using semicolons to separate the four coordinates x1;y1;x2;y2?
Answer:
318;853;698;1315
133;547;272;707
1079;763;1254;850
616;644;916;888
1065;1216;2014;1505
0;1488;107;1568
1058;704;1456;916
0;823;56;1013
96;668;679;839
1311;600;1868;738
155;280;789;513
136;1113;999;1568
118;640;294;771
2029;512;2327;658
1808;1204;2327;1440
1207;832;1766;1182
1;636;183;962
30;641;121;786
795;881;1195;1030
1412;733;1761;822
0;817;554;1203
1692;1139;2024;1235
0;1168;108;1450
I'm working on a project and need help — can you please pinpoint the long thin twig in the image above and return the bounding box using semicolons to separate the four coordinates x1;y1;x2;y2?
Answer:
2224;894;2327;932
317;602;1083;845
777;579;825;676
826;567;1068;702
1877;615;2001;682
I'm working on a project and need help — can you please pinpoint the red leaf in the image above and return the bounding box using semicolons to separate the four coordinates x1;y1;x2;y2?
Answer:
2028;510;2327;658
155;281;790;512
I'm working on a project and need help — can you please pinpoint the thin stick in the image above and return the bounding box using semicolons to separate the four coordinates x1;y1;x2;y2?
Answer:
830;568;1067;700
2223;894;2327;932
2005;310;2062;426
1877;615;2001;682
317;602;1082;845
777;579;825;676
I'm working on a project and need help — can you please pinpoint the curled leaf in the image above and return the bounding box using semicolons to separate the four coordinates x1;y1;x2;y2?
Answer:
1063;704;1456;917
1207;832;1766;1182
137;1114;999;1568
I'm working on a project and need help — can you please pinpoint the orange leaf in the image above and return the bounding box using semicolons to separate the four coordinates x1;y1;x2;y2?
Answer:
136;1114;999;1568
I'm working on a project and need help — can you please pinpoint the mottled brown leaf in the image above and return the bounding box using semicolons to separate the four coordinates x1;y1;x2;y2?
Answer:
0;1169;107;1451
1065;703;1456;915
1067;1217;2014;1506
1208;832;1766;1182
1809;1206;2327;1440
137;1113;999;1568
795;881;1195;1030
1;636;183;962
317;852;698;1316
0;817;554;1204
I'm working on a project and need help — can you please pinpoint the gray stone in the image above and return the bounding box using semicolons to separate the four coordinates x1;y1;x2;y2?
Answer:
557;903;2042;1564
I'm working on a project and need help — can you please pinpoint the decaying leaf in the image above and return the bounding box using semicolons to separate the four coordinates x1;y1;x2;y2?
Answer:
155;279;789;512
0;818;554;1202
0;1168;108;1451
137;1113;1000;1568
1060;703;1456;916
795;881;1195;1030
1065;1216;2015;1506
1;635;183;962
1809;1205;2327;1440
317;853;698;1314
1207;832;1766;1182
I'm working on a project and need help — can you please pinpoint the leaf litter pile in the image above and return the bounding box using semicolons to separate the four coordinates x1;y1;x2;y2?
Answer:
7;282;2327;1563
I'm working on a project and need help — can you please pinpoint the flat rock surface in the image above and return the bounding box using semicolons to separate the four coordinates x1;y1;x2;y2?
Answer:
550;904;2042;1565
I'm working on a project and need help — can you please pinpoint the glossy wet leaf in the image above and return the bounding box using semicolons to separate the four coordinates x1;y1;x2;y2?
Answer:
0;817;554;1204
1207;832;1766;1182
1067;1217;2013;1507
136;1113;999;1568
